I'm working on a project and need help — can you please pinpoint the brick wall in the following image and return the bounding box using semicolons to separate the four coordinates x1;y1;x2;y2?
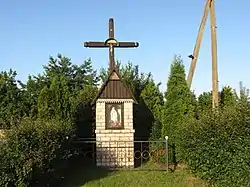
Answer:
95;99;135;168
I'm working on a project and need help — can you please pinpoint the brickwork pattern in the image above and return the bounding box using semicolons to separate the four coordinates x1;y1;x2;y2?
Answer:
95;99;135;168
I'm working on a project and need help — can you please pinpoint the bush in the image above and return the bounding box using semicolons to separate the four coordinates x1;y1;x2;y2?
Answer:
0;118;75;187
182;105;250;187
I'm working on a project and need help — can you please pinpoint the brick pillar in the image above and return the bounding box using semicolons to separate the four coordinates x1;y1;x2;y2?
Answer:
95;99;135;168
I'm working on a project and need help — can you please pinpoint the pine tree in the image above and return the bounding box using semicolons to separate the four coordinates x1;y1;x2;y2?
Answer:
161;55;195;143
197;91;212;113
37;86;54;119
0;69;25;127
220;86;236;108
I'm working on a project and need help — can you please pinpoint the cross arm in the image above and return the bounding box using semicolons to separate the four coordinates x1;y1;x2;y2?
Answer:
84;41;139;48
114;42;139;48
84;42;108;48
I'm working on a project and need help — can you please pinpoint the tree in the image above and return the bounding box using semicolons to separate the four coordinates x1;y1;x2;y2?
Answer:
161;55;195;139
140;79;164;140
17;54;99;137
161;55;195;161
0;69;25;127
220;86;236;108
197;91;212;113
22;54;98;120
183;92;250;187
140;80;164;116
20;75;46;118
37;86;54;119
234;81;250;105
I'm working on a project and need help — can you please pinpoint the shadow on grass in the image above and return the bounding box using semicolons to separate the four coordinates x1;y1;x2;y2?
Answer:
55;155;111;187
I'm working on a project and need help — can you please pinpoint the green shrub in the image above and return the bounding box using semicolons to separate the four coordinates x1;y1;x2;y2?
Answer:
182;105;250;187
0;118;75;187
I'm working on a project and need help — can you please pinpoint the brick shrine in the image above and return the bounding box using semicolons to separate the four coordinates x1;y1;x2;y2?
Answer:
84;18;139;168
93;70;137;168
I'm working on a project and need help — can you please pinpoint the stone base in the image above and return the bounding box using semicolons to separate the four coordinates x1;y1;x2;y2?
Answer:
95;129;135;168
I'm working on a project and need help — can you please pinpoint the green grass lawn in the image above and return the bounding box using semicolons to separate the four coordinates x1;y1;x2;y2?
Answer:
82;169;206;187
58;156;207;187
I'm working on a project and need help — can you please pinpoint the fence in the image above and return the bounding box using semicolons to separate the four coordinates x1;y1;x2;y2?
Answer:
72;138;174;171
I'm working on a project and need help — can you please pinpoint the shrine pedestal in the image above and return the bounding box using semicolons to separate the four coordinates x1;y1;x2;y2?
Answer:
95;129;134;168
95;99;134;168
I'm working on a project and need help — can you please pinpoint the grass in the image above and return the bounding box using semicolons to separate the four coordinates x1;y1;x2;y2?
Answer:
82;169;206;187
58;156;207;187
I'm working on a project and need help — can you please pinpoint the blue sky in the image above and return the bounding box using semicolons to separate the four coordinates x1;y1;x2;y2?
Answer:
1;0;249;95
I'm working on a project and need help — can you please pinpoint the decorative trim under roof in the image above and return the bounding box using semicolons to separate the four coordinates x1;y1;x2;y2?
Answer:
96;99;134;103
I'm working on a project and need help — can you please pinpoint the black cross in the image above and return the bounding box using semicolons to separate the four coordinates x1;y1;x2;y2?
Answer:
84;18;139;71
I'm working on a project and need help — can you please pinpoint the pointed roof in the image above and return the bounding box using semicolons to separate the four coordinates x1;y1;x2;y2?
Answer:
91;68;137;105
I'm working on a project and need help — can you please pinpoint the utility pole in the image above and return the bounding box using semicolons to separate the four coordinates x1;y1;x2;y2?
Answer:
210;0;219;108
187;0;219;108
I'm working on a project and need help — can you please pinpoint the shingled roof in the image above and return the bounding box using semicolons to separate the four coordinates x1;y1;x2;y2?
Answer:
91;68;137;105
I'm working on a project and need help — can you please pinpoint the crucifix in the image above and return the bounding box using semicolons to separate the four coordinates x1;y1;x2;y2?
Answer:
84;18;139;71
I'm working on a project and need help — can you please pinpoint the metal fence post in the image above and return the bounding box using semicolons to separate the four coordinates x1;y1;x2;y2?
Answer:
165;136;169;171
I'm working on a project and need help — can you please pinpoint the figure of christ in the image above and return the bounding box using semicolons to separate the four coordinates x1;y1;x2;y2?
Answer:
84;18;139;71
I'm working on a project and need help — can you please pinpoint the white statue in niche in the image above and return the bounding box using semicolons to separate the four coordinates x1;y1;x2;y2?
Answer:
111;107;118;122
109;106;121;127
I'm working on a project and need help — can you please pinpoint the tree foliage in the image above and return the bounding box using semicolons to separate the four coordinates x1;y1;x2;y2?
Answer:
181;82;250;186
0;54;99;185
159;56;197;163
161;56;195;141
197;91;212;112
0;69;25;127
0;118;74;187
141;79;164;140
220;86;236;108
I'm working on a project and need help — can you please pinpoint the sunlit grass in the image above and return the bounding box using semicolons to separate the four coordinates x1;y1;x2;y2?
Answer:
83;168;206;187
59;157;207;187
